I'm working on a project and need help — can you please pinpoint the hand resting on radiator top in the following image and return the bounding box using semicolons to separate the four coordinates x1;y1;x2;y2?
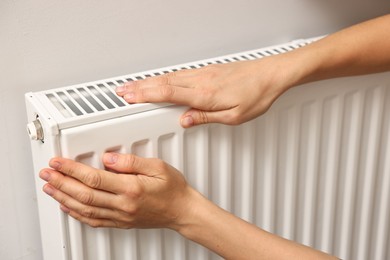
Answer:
40;152;336;259
116;14;390;128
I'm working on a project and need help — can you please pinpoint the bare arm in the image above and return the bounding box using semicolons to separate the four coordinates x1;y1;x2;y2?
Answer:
177;186;335;260
293;14;390;84
40;153;336;259
116;14;390;127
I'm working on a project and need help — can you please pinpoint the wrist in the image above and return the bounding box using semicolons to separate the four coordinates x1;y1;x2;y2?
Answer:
252;46;321;96
281;46;323;88
170;187;248;258
169;186;210;235
169;185;231;246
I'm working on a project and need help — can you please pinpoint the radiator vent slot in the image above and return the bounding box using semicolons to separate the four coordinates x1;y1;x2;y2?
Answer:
44;39;314;118
47;83;128;117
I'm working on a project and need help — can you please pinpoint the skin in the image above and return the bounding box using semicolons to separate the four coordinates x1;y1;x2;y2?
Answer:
40;14;390;259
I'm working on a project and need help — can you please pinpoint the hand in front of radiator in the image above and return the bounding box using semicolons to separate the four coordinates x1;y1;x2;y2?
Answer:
39;153;194;229
115;55;304;128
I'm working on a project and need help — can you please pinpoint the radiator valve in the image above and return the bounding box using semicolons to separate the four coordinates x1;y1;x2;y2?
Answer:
27;119;44;142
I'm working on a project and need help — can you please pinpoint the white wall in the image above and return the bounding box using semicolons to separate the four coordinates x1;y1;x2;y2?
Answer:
1;1;389;259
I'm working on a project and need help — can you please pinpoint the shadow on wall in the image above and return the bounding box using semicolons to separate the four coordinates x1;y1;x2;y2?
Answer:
300;0;389;31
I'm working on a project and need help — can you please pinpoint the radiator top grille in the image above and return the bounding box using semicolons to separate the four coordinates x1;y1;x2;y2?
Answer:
26;38;320;131
43;39;315;118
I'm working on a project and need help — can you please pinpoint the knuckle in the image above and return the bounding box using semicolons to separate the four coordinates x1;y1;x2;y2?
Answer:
203;64;219;78
65;165;77;177
121;203;138;215
78;191;94;205
117;212;134;224
154;75;168;85
191;87;215;109
156;71;176;86
165;71;177;84
124;183;143;199
83;171;101;188
81;207;96;218
124;81;140;97
200;87;215;98
159;84;175;99
48;174;63;190
124;154;137;171
128;80;140;90
197;111;210;124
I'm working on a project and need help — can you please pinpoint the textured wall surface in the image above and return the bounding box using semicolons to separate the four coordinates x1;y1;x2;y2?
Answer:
1;1;389;259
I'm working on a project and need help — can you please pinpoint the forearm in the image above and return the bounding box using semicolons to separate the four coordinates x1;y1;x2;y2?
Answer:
174;188;336;260
115;14;390;128
290;14;390;86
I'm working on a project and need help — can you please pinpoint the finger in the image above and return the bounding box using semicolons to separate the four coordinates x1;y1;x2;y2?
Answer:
116;69;199;95
48;157;127;194
127;84;200;105
103;153;161;176
180;108;241;127
42;183;125;223
40;168;119;208
65;208;131;229
118;80;200;106
116;70;206;105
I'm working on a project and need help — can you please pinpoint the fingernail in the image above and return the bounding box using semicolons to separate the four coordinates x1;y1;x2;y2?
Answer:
181;116;194;127
43;185;54;196
40;170;51;181
103;153;118;164
49;160;61;170
115;85;125;93
124;92;134;101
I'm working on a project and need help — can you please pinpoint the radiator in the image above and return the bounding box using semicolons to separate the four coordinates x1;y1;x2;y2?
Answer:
25;38;390;260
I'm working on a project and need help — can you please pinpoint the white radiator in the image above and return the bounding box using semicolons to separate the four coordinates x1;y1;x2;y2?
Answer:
25;38;390;260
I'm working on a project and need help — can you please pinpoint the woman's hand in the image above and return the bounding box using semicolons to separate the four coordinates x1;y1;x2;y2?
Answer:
116;55;305;128
39;153;195;230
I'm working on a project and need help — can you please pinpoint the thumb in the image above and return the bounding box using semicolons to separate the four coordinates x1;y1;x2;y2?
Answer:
180;109;236;127
103;153;156;176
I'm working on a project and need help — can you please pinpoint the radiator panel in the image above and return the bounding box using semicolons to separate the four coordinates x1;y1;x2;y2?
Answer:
61;78;390;260
25;38;390;260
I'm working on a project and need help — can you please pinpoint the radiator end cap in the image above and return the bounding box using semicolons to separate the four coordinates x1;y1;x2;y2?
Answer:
27;119;44;142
